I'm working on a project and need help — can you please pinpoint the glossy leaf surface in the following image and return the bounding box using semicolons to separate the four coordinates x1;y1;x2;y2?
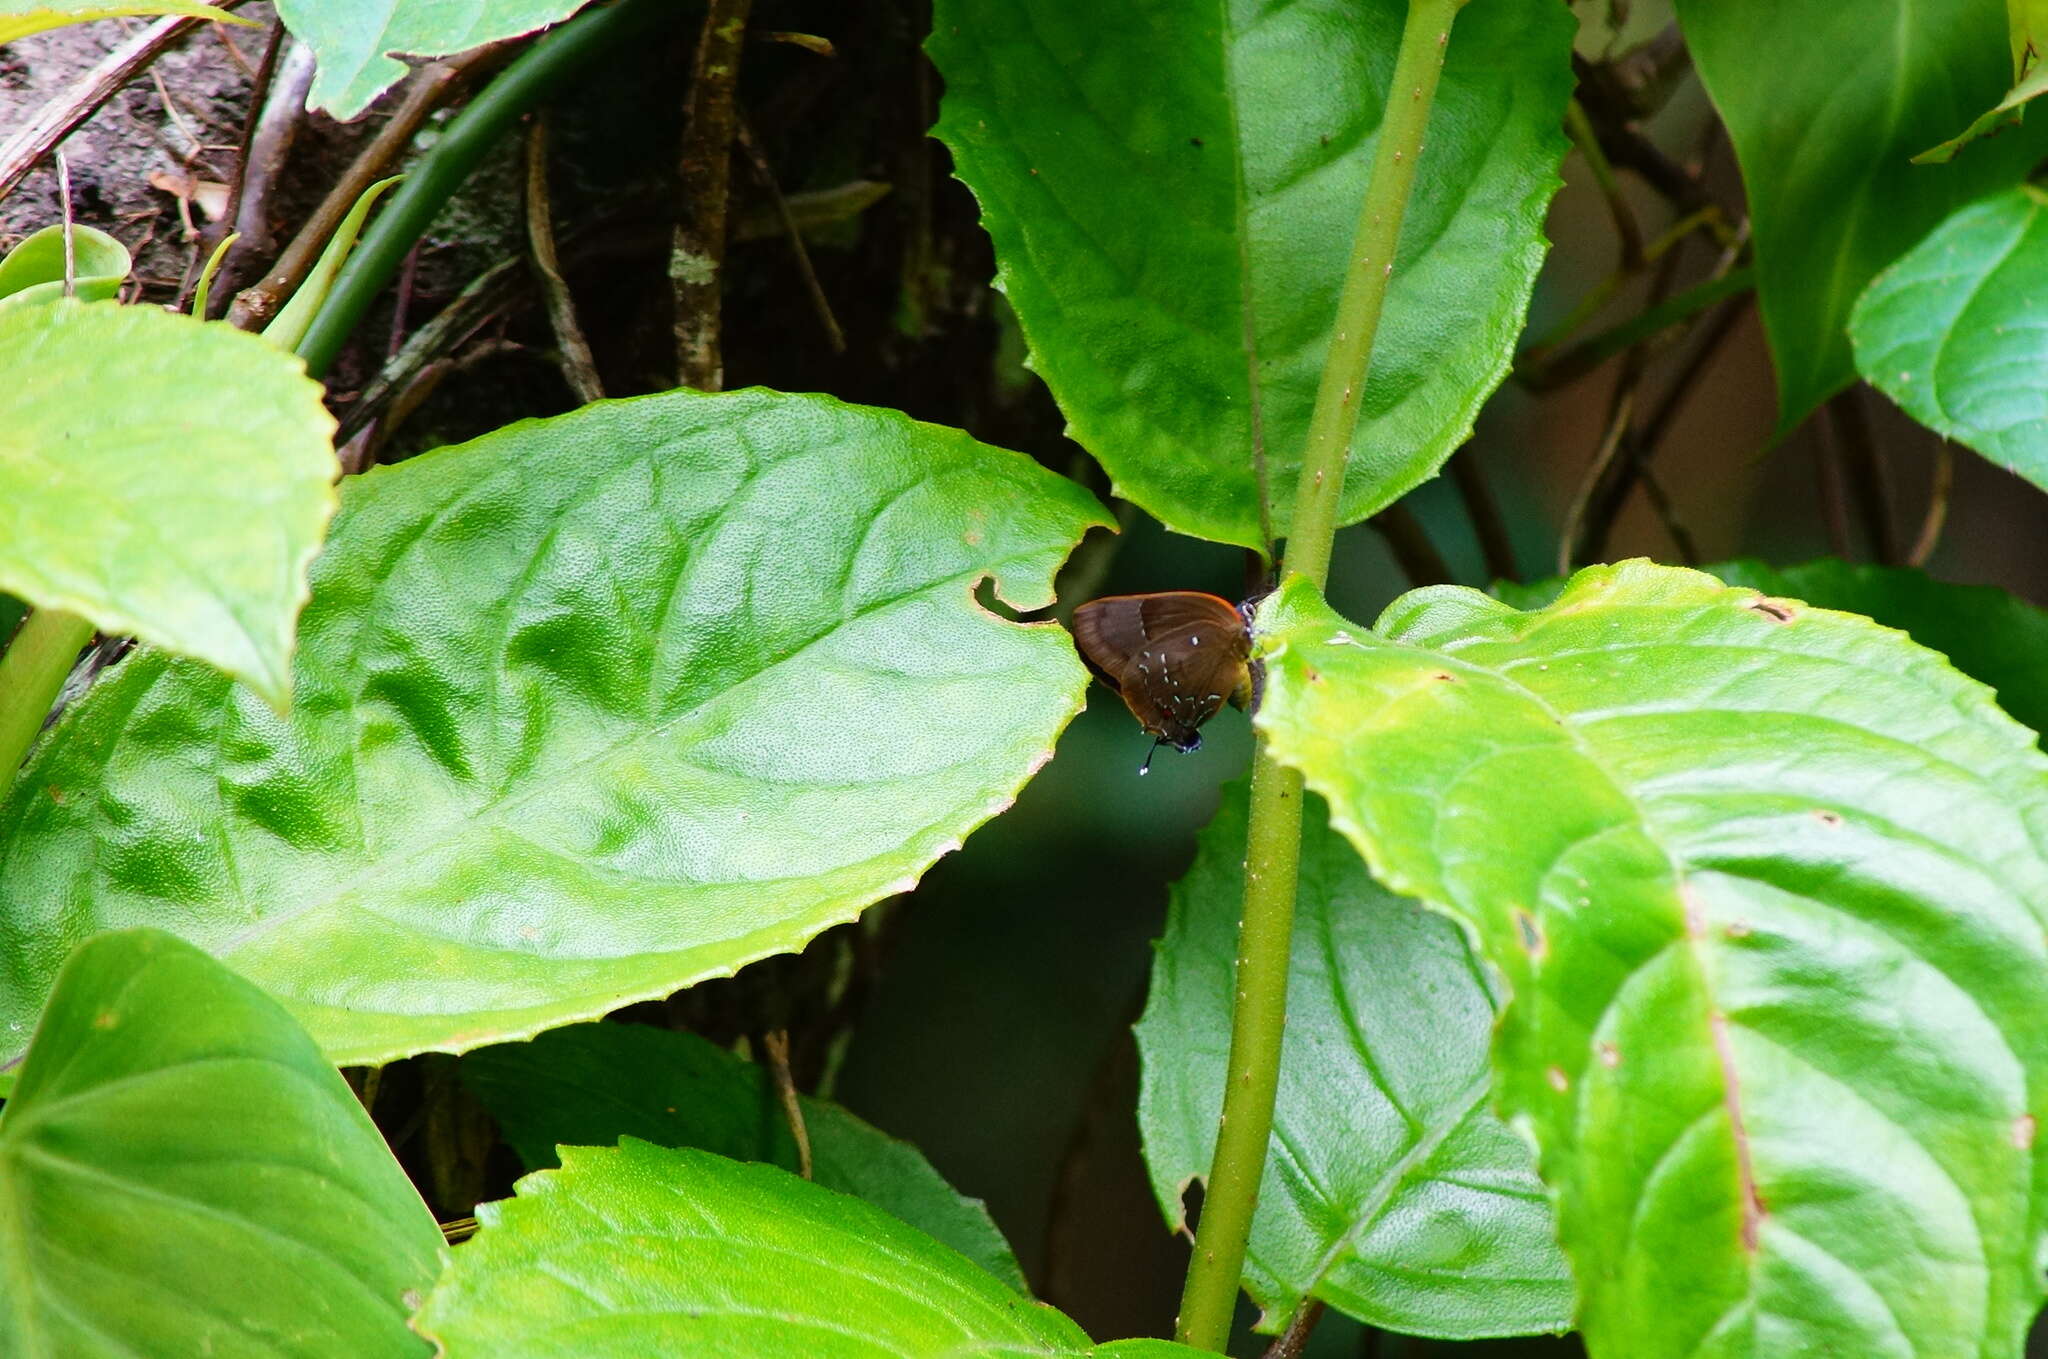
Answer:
0;299;336;703
463;1022;1026;1291
1676;0;2048;425
0;929;441;1358
0;224;131;309
1852;186;2048;489
0;389;1106;1072
1257;564;2048;1358
930;0;1573;549
1136;781;1571;1337
413;1140;1203;1357
1498;558;2048;744
276;0;590;119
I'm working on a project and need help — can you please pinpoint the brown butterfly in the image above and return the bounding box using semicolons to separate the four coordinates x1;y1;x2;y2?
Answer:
1072;591;1254;772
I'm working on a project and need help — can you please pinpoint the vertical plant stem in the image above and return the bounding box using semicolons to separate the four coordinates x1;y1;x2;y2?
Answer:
673;0;755;389
1175;0;1465;1349
0;609;94;784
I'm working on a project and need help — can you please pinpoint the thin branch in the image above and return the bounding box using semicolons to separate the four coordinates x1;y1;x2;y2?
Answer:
1371;502;1454;586
673;0;755;389
1559;387;1636;576
524;117;606;401
0;0;248;203
1908;438;1954;568
1259;1301;1328;1359
734;117;844;354
209;35;317;313
1813;423;1855;561
1565;97;1643;270
55;151;76;295
761;1030;812;1180
229;51;495;331
1451;447;1516;581
198;16;282;280
1826;386;1899;566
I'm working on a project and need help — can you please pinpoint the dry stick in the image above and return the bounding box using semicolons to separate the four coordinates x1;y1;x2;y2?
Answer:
229;52;490;331
761;1030;812;1180
1451;448;1516;581
735;117;845;353
194;14;283;309
1908;439;1955;568
673;0;755;389
213;34;317;309
0;0;247;203
1258;1301;1327;1359
523;117;606;402
55;151;76;295
1558;388;1638;577
1174;1;1467;1350
1826;386;1900;566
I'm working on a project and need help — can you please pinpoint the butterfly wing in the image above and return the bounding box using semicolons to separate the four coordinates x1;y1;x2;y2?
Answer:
1072;593;1250;751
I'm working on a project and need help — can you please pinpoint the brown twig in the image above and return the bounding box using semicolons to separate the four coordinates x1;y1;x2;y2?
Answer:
734;117;844;354
1634;458;1701;565
524;117;606;401
1451;447;1516;581
1559;388;1636;576
1259;1301;1328;1359
1813;423;1855;561
55;152;76;296
197;16;282;294
1826;387;1899;565
1370;503;1454;586
1565;98;1643;271
0;0;248;203
229;50;499;331
209;35;317;312
1908;438;1954;568
761;1030;812;1180
673;0;755;389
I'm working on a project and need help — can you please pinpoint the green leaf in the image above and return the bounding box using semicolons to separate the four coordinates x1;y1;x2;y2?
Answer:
1500;558;2048;745
1674;0;2048;426
0;299;337;704
414;1141;1204;1357
462;1022;1028;1292
0;0;250;44
1850;185;2048;489
0;224;132;309
929;0;1573;550
275;0;590;120
1136;781;1572;1338
265;175;400;354
0;928;442;1358
1913;65;2048;164
0;389;1107;1072
1256;564;2048;1358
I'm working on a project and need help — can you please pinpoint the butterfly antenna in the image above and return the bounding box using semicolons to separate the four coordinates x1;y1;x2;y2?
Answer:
1138;737;1162;776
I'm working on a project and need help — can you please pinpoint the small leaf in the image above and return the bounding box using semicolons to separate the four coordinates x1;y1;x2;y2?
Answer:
1675;0;2048;425
265;175;400;354
275;0;591;120
1851;185;2048;489
0;299;337;704
1257;564;2048;1358
463;1023;1027;1291
0;389;1107;1072
929;0;1573;550
1914;64;2048;164
0;929;442;1358
1137;781;1572;1338
0;0;250;44
413;1141;1211;1357
0;224;131;309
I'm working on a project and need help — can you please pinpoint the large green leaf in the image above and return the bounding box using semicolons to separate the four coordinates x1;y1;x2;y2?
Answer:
0;389;1106;1073
929;0;1573;550
463;1022;1027;1291
1136;781;1572;1338
0;299;336;704
1851;186;2048;490
1256;563;2048;1358
0;224;132;309
0;929;442;1358
1499;558;2048;746
412;1140;1203;1357
275;0;591;120
1675;0;2048;426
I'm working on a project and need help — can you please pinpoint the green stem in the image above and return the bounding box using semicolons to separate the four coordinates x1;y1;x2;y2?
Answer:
294;0;669;378
0;608;94;784
1175;0;1466;1349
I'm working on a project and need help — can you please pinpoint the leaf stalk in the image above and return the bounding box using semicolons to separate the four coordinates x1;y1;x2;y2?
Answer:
1174;0;1467;1348
0;608;93;785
